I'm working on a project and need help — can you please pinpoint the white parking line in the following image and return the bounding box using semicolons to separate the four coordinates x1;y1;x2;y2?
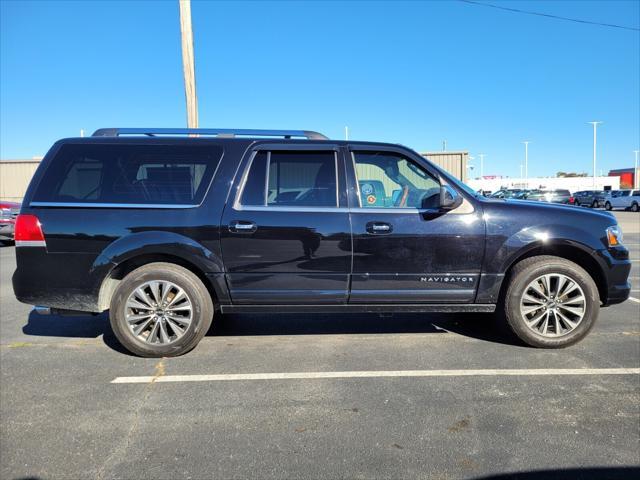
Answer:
628;297;640;303
111;368;640;384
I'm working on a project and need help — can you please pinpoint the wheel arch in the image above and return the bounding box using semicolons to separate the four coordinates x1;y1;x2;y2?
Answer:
498;242;607;305
91;231;227;312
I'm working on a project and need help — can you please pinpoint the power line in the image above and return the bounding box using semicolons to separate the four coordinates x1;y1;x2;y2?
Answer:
458;0;640;32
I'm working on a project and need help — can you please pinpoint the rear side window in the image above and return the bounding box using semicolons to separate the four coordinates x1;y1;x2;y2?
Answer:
33;144;222;205
239;150;338;207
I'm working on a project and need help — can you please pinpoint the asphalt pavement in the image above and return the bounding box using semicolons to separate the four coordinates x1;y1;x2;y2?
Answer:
1;212;639;479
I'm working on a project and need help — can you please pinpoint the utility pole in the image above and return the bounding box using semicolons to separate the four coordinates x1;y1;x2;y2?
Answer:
345;126;349;140
478;154;485;178
442;140;447;151
588;121;602;187
179;0;198;128
634;150;639;189
523;141;530;188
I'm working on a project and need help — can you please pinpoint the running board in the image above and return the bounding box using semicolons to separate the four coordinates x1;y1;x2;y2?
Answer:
219;304;496;314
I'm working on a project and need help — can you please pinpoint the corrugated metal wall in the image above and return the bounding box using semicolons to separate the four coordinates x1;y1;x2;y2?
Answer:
0;160;41;202
421;151;468;182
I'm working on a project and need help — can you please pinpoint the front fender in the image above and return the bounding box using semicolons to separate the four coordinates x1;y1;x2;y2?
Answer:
492;224;602;274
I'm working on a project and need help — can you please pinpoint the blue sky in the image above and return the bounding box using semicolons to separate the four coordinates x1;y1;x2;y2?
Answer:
1;0;638;178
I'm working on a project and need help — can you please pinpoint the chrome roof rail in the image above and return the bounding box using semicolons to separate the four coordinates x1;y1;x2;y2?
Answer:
91;128;329;140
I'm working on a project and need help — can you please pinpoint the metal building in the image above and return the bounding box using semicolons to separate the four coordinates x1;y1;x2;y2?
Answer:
420;151;469;182
0;160;41;202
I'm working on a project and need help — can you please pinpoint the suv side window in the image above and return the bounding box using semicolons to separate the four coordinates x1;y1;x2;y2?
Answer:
34;144;222;205
352;151;440;208
239;150;338;208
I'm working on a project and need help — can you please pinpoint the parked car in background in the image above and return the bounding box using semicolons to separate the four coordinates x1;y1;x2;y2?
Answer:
489;189;524;199
573;190;606;208
522;189;572;204
0;201;21;244
604;190;640;212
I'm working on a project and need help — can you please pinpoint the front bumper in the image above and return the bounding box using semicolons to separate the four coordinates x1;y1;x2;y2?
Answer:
596;246;632;306
0;222;15;240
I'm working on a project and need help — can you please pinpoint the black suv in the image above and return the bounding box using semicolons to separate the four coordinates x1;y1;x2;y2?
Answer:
13;128;631;357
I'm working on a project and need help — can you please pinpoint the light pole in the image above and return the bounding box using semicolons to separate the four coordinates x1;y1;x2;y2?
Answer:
522;141;530;188
179;0;198;128
345;126;349;140
588;121;603;187
634;150;639;189
478;154;486;178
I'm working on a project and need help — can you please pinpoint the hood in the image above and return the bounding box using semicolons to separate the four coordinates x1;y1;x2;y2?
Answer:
483;197;617;224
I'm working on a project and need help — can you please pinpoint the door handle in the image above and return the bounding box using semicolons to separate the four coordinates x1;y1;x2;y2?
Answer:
366;222;393;235
229;220;257;233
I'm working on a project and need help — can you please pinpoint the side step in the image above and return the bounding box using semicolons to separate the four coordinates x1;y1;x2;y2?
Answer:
219;304;496;314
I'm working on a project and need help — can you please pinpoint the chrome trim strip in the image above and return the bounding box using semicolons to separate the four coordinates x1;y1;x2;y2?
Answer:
16;240;46;247
235;206;349;213
29;202;198;209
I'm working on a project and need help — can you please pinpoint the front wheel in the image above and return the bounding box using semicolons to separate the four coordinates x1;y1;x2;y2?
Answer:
632;202;639;212
605;202;612;211
503;256;600;348
109;262;214;357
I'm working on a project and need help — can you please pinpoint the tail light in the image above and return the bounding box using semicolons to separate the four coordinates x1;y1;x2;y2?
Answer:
568;196;575;204
14;214;46;247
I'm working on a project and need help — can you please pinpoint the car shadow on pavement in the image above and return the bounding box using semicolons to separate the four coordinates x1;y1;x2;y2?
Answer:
21;310;525;355
209;311;524;347
21;310;132;355
473;466;640;479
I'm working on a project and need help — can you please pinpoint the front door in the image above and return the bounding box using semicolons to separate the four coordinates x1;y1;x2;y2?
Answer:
220;144;352;304
346;146;485;303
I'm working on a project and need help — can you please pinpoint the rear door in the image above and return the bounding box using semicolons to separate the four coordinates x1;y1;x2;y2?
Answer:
220;144;352;304
345;145;485;303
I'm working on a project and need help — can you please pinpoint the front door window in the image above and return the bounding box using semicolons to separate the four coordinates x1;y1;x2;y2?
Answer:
352;152;440;209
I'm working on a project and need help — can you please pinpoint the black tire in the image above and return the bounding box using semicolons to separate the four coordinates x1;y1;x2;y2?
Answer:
503;255;600;348
591;200;598;208
109;262;214;357
605;202;612;211
632;202;639;212
574;200;581;207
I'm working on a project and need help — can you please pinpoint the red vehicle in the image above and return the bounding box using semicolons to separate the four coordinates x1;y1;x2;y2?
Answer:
0;201;21;244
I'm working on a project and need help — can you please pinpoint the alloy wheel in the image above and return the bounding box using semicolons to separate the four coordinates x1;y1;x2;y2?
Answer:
124;280;193;344
519;273;586;337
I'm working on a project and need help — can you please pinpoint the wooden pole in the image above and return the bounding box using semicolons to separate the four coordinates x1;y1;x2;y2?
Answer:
179;0;198;128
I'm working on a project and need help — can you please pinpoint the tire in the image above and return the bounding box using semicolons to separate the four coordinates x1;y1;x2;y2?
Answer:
632;202;639;212
574;200;581;207
591;201;598;208
605;202;612;211
109;262;214;357
503;255;600;348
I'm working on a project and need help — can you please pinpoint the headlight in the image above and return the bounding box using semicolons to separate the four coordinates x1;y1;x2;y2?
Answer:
606;225;623;247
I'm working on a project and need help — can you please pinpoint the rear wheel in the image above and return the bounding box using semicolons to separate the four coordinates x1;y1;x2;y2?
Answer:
605;201;612;211
503;256;600;348
109;262;213;357
632;202;639;212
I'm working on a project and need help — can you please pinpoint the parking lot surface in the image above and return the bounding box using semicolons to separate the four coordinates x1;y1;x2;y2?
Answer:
1;212;639;479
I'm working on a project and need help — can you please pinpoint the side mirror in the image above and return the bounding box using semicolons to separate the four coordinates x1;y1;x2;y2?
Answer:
439;185;463;211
